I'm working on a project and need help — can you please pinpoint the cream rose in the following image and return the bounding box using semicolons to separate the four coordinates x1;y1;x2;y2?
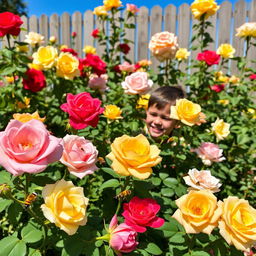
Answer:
236;22;256;38
24;32;44;47
211;118;230;141
41;179;89;235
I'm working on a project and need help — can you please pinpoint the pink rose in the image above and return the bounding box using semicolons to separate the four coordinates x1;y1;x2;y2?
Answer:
122;196;165;232
126;4;139;14
249;74;256;80
211;84;225;93
197;50;220;66
0;119;63;176
121;71;153;95
118;62;135;73
60;92;104;130
191;142;225;166
109;215;138;255
88;74;108;93
60;135;98;179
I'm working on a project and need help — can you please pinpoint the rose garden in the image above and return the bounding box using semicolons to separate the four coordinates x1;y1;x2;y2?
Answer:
0;0;256;255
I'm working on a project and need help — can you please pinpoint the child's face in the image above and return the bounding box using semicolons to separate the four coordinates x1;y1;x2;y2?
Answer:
146;103;178;138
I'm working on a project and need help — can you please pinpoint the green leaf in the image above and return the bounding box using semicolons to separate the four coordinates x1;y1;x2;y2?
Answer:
163;178;178;188
100;179;120;190
0;236;26;256
28;248;42;256
0;65;16;76
145;243;163;255
101;168;119;178
169;233;185;243
0;171;13;185
190;251;210;256
21;223;43;243
0;198;12;212
161;188;174;197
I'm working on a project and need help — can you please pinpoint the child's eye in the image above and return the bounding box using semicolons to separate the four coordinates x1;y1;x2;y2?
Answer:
150;112;157;117
162;116;171;121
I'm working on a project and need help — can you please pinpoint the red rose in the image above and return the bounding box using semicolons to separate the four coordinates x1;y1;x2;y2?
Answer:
113;65;121;73
211;84;225;93
197;50;220;66
71;31;77;38
134;63;141;71
122;197;165;233
22;69;46;92
249;74;256;80
118;43;130;54
91;28;100;38
79;54;106;76
61;47;78;56
60;92;104;130
0;12;23;37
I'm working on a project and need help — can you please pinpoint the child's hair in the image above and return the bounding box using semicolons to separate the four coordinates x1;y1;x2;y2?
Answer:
148;85;186;109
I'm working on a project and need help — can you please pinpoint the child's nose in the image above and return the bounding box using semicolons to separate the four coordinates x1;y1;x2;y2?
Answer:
154;117;162;125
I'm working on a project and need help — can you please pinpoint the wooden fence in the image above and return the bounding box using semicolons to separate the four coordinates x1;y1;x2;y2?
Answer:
1;0;256;73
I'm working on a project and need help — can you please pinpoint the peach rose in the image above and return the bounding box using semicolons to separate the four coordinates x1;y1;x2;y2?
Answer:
0;119;63;176
118;61;136;73
106;134;162;180
41;179;89;235
126;4;139;14
218;196;256;252
172;190;222;234
183;168;222;193
121;71;153;95
60;135;98;179
88;74;108;93
149;31;179;62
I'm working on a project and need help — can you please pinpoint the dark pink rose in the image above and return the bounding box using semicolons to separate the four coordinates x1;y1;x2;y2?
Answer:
249;74;256;80
118;43;130;54
0;12;23;37
61;47;78;56
211;84;225;93
91;28;100;38
122;196;165;232
60;92;104;130
197;50;220;66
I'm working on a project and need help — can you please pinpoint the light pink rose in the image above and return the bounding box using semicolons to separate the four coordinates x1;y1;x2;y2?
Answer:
0;119;63;176
88;74;108;93
118;61;136;73
60;135;98;179
121;71;153;95
191;142;225;166
183;168;222;193
126;4;139;14
109;215;138;255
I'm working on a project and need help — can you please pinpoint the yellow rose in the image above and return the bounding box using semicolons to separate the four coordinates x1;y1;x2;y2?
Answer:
83;45;96;55
16;97;31;109
24;32;44;47
170;99;205;126
217;99;229;105
236;22;256;38
56;52;80;80
175;48;191;61
28;63;44;71
60;44;68;50
103;0;122;10
217;44;235;59
211;118;230;141
93;6;108;16
191;0;219;20
136;94;150;110
49;36;57;43
106;134;162;180
248;108;256;119
32;46;58;70
5;76;15;84
41;179;89;235
103;105;122;120
172;190;222;234
13;111;45;123
218;196;256;252
229;75;240;84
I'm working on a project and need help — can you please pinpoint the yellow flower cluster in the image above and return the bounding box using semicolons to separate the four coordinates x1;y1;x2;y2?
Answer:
217;44;235;59
13;111;45;123
83;45;96;55
103;105;122;120
175;48;190;61
190;0;219;20
103;0;122;10
136;94;150;110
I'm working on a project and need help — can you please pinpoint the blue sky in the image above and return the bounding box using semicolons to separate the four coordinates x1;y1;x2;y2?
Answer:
25;0;239;17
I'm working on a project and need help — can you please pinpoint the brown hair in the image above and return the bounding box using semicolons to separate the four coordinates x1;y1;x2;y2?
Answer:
148;85;186;109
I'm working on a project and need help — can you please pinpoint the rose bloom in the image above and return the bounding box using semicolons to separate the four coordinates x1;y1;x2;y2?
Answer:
211;118;230;141
60;47;78;56
217;44;235;59
0;119;63;176
28;63;44;71
83;45;96;55
126;4;139;14
122;196;165;232
0;12;23;37
118;61;136;73
106;134;162;180
175;48;191;61
88;74;108;93
170;99;205;126
118;43;130;54
104;0;122;10
32;46;58;70
136;94;150;110
249;74;256;80
71;31;77;38
211;84;225;93
172;190;222;234
122;71;153;95
214;71;229;83
79;54;106;76
149;31;179;62
218;196;256;252
93;6;108;16
23;68;46;93
183;168;222;193
60;92;104;130
56;52;80;80
103;105;122;120
49;36;57;43
191;142;225;166
138;59;152;67
13;111;45;123
197;50;220;66
16;97;30;109
24;32;44;47
190;0;219;20
108;215;138;254
91;28;99;38
41;179;89;235
236;22;256;38
60;135;98;179
218;99;229;105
